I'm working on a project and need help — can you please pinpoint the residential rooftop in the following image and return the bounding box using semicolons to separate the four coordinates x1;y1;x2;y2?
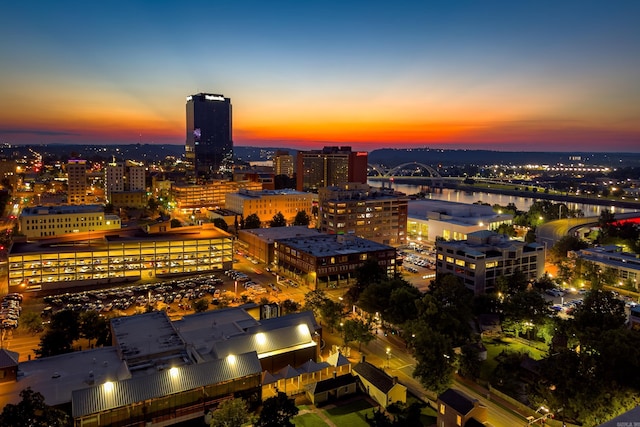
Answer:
20;204;105;216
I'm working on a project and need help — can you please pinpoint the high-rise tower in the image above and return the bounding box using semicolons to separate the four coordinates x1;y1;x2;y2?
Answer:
185;93;233;177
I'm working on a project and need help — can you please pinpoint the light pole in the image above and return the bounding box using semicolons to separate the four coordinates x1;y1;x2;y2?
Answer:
386;347;391;368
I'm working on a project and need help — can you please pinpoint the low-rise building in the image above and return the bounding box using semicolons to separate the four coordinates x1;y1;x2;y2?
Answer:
274;234;396;290
319;183;408;245
238;226;322;264
108;190;147;209
436;230;545;294
19;205;121;240
7;224;233;293
225;189;316;225
352;361;407;408
436;388;488;427
0;308;322;427
171;180;262;211
570;245;639;290
408;200;513;244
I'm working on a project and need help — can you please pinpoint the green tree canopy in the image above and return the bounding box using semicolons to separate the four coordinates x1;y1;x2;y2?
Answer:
192;298;209;313
244;213;262;229
0;387;69;427
207;398;250;427
255;392;299;427
292;210;311;226
212;218;229;232
269;211;287;227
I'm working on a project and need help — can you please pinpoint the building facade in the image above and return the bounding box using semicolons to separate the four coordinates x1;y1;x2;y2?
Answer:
105;160;146;203
185;93;233;177
171;180;262;211
238;226;321;264
571;245;640;290
436;230;545;294
7;225;233;292
319;183;408;245
67;159;88;205
225;189;316;224
296;146;368;192
274;150;294;177
407;200;513;244
274;234;396;290
19;205;121;239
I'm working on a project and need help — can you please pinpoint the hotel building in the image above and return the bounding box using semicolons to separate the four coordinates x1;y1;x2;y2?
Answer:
296;146;368;192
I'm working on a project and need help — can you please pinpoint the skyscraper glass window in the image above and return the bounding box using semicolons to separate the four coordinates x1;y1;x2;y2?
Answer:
185;93;233;177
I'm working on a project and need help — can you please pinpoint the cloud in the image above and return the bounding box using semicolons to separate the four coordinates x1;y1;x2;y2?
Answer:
0;128;81;136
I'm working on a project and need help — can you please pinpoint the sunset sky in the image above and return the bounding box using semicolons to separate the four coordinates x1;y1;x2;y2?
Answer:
1;1;639;152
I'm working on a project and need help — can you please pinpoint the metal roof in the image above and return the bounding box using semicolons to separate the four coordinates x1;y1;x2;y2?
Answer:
352;362;396;394
71;351;261;418
210;324;315;359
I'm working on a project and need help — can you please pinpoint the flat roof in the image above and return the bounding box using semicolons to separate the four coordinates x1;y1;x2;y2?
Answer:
20;205;105;216
277;234;393;257
239;226;322;243
230;189;312;199
0;347;125;408
9;225;231;255
407;199;496;219
111;311;185;365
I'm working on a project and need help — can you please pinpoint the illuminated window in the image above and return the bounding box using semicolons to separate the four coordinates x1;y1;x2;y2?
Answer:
455;259;465;267
456;415;462;426
439;404;445;414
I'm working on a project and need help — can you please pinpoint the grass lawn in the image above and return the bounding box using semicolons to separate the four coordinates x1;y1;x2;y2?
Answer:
293;413;329;427
480;337;548;382
323;397;377;426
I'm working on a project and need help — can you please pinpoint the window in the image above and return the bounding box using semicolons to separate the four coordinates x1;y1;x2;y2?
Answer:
439;404;445;414
456;414;462;426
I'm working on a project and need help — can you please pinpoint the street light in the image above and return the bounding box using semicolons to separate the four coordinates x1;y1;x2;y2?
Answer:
386;347;391;368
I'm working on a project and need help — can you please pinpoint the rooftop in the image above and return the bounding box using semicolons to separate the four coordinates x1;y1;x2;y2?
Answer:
9;225;231;255
276;234;394;257
230;189;313;199
408;199;502;220
352;361;400;394
438;388;478;415
20;204;105;216
239;226;322;243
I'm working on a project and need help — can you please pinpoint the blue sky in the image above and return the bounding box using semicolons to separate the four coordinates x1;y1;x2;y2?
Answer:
1;0;639;151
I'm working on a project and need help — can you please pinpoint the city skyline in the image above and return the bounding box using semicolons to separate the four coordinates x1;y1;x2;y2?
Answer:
1;1;640;152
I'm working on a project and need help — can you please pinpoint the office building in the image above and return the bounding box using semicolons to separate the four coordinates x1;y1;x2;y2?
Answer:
225;189;316;225
275;234;396;290
238;226;322;264
319;183;408;245
67;159;88;205
407;200;513;244
185;93;233;177
435;230;545;294
18;205;121;240
105;160;146;200
7;224;233;293
570;245;639;290
274;150;294;177
171;180;262;211
296;146;368;192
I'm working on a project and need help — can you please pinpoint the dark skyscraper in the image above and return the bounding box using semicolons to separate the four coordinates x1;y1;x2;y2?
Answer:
185;93;233;177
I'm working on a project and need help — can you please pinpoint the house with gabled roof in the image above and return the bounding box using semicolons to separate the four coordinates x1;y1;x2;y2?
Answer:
0;349;19;383
352;360;406;408
305;373;359;405
437;388;488;427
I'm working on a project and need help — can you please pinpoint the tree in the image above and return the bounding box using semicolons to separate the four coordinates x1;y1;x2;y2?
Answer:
192;298;209;313
571;289;626;350
303;289;329;317
269;211;287;227
212;218;229;232
21;311;44;334
458;344;482;380
244;213;261;229
549;235;588;265
255;392;299;427
36;329;75;358
207;398;250;427
501;290;549;338
292;210;310;226
79;310;110;348
342;318;375;351
280;299;300;314
319;299;344;333
411;324;455;394
0;387;69;427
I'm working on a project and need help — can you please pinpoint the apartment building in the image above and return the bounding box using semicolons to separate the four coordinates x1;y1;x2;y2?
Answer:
319;183;408;245
225;189;315;224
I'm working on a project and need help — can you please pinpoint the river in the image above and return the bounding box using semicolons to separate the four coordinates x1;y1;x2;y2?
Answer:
368;179;640;217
